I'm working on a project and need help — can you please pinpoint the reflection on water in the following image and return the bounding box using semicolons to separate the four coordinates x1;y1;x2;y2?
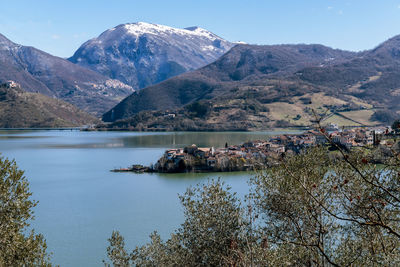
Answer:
118;131;284;148
0;130;301;149
0;130;296;267
157;171;257;181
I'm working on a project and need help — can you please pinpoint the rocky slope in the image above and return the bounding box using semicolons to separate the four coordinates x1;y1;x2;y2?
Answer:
0;33;134;115
69;22;233;89
0;83;98;128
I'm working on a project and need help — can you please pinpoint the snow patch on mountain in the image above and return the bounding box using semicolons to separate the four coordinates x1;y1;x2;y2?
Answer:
69;22;233;90
124;22;217;40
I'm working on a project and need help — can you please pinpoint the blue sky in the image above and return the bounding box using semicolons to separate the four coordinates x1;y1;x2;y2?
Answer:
1;0;400;57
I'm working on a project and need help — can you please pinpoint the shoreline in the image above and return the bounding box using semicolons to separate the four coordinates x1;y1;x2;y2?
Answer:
113;126;398;174
85;126;311;132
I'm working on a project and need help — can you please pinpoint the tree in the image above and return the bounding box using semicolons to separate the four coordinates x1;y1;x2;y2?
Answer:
104;179;270;266
185;101;211;118
251;148;337;266
105;144;400;266
103;231;130;267
371;110;397;124
251;146;400;266
0;156;52;266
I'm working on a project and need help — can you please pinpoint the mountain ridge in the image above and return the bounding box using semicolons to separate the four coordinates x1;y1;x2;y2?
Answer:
69;22;234;90
295;34;400;112
101;34;400;130
102;43;358;122
0;33;134;115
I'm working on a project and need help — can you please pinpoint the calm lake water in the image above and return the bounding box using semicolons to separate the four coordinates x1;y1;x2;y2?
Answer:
0;130;295;266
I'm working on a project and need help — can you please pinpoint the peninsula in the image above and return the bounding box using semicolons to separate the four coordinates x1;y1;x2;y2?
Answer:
113;126;399;173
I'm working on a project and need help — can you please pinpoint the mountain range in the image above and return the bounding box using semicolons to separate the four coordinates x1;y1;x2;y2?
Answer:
69;22;233;90
297;35;400;112
2;22;400;130
0;33;134;115
0;22;232;121
101;36;400;130
102;43;358;121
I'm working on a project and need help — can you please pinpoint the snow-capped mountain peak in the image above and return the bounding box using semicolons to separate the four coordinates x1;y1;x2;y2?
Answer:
122;22;218;40
92;22;222;45
69;22;233;90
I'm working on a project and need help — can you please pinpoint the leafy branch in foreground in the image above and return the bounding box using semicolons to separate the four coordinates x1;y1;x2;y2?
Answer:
0;155;52;266
252;146;400;266
104;179;271;266
105;144;400;266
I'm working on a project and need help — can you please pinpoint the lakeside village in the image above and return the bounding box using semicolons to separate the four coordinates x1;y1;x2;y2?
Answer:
114;126;400;173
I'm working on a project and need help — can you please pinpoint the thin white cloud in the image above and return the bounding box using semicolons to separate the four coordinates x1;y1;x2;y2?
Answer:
51;34;61;40
72;33;87;39
327;6;333;10
338;10;343;15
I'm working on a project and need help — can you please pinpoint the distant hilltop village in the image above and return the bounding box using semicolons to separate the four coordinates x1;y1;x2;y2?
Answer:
115;126;399;173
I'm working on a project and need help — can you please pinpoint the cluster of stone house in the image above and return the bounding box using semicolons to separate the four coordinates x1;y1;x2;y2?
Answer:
154;127;396;172
329;127;394;149
266;127;393;152
158;143;270;172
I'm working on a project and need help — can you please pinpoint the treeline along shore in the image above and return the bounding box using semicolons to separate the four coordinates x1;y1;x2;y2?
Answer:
113;125;400;173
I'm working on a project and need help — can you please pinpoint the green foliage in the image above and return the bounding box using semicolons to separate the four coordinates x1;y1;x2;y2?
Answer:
101;109;252;132
103;231;130;267
371;109;397;124
0;156;52;266
185;101;211;118
104;180;270;266
106;147;400;266
251;147;400;266
175;180;243;265
274;119;294;128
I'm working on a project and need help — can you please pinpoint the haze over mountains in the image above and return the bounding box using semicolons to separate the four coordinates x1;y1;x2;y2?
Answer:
69;22;234;90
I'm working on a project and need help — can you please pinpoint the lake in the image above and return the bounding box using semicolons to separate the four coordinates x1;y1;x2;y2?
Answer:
0;130;295;266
